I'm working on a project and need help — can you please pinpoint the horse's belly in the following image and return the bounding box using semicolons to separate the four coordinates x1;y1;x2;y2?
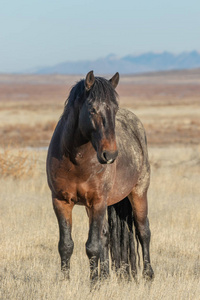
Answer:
107;169;139;205
107;147;142;205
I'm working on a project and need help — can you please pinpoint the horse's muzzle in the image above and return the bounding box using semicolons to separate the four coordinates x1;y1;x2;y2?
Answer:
100;150;118;164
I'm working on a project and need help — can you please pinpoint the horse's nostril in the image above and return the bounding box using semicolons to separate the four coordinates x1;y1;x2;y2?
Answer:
103;151;111;162
103;151;107;161
102;150;118;163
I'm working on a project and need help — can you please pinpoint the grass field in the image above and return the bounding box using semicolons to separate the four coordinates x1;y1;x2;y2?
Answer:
0;71;200;299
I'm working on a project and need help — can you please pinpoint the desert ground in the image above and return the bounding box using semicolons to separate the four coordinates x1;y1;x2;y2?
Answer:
0;70;200;299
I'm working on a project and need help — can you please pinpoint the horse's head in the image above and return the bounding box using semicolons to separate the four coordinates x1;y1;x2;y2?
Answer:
79;71;119;164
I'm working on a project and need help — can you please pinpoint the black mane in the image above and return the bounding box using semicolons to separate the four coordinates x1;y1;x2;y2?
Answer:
62;79;85;119
62;76;118;119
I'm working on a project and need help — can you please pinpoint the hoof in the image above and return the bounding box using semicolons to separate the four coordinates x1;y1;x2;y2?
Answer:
143;264;154;280
61;269;70;280
131;270;138;282
90;278;99;292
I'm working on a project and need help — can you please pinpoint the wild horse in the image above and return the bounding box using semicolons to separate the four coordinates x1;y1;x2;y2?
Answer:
46;71;154;283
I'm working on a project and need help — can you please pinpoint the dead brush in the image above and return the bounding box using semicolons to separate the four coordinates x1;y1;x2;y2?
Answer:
0;148;37;179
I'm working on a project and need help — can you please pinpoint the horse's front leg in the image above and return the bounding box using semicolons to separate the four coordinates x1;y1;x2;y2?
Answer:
99;214;109;279
86;201;108;284
53;197;74;279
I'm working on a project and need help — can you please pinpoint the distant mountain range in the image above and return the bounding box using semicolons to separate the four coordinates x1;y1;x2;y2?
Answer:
35;51;200;75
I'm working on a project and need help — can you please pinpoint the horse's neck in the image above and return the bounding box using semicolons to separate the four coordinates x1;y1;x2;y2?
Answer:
61;118;88;157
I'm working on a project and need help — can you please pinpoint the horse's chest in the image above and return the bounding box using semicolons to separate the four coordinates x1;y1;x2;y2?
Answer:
50;158;108;206
59;180;96;207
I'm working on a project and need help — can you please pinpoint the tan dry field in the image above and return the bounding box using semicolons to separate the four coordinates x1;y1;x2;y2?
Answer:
0;70;200;299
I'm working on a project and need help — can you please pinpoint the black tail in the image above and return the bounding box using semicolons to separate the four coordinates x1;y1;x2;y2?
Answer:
107;197;137;278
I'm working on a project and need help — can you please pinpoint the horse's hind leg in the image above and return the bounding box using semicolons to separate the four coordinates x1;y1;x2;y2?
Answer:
128;190;154;280
53;198;74;279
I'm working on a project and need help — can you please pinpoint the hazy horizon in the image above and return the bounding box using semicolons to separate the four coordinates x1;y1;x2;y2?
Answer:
2;50;198;75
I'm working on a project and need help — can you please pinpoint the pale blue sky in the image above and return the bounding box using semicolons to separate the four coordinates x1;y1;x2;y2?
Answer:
0;0;200;72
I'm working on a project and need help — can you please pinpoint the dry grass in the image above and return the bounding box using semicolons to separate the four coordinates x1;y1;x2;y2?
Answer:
0;148;38;178
0;147;199;300
0;71;200;299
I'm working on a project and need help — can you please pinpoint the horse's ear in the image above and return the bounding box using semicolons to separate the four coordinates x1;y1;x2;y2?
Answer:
109;72;119;89
85;70;95;91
